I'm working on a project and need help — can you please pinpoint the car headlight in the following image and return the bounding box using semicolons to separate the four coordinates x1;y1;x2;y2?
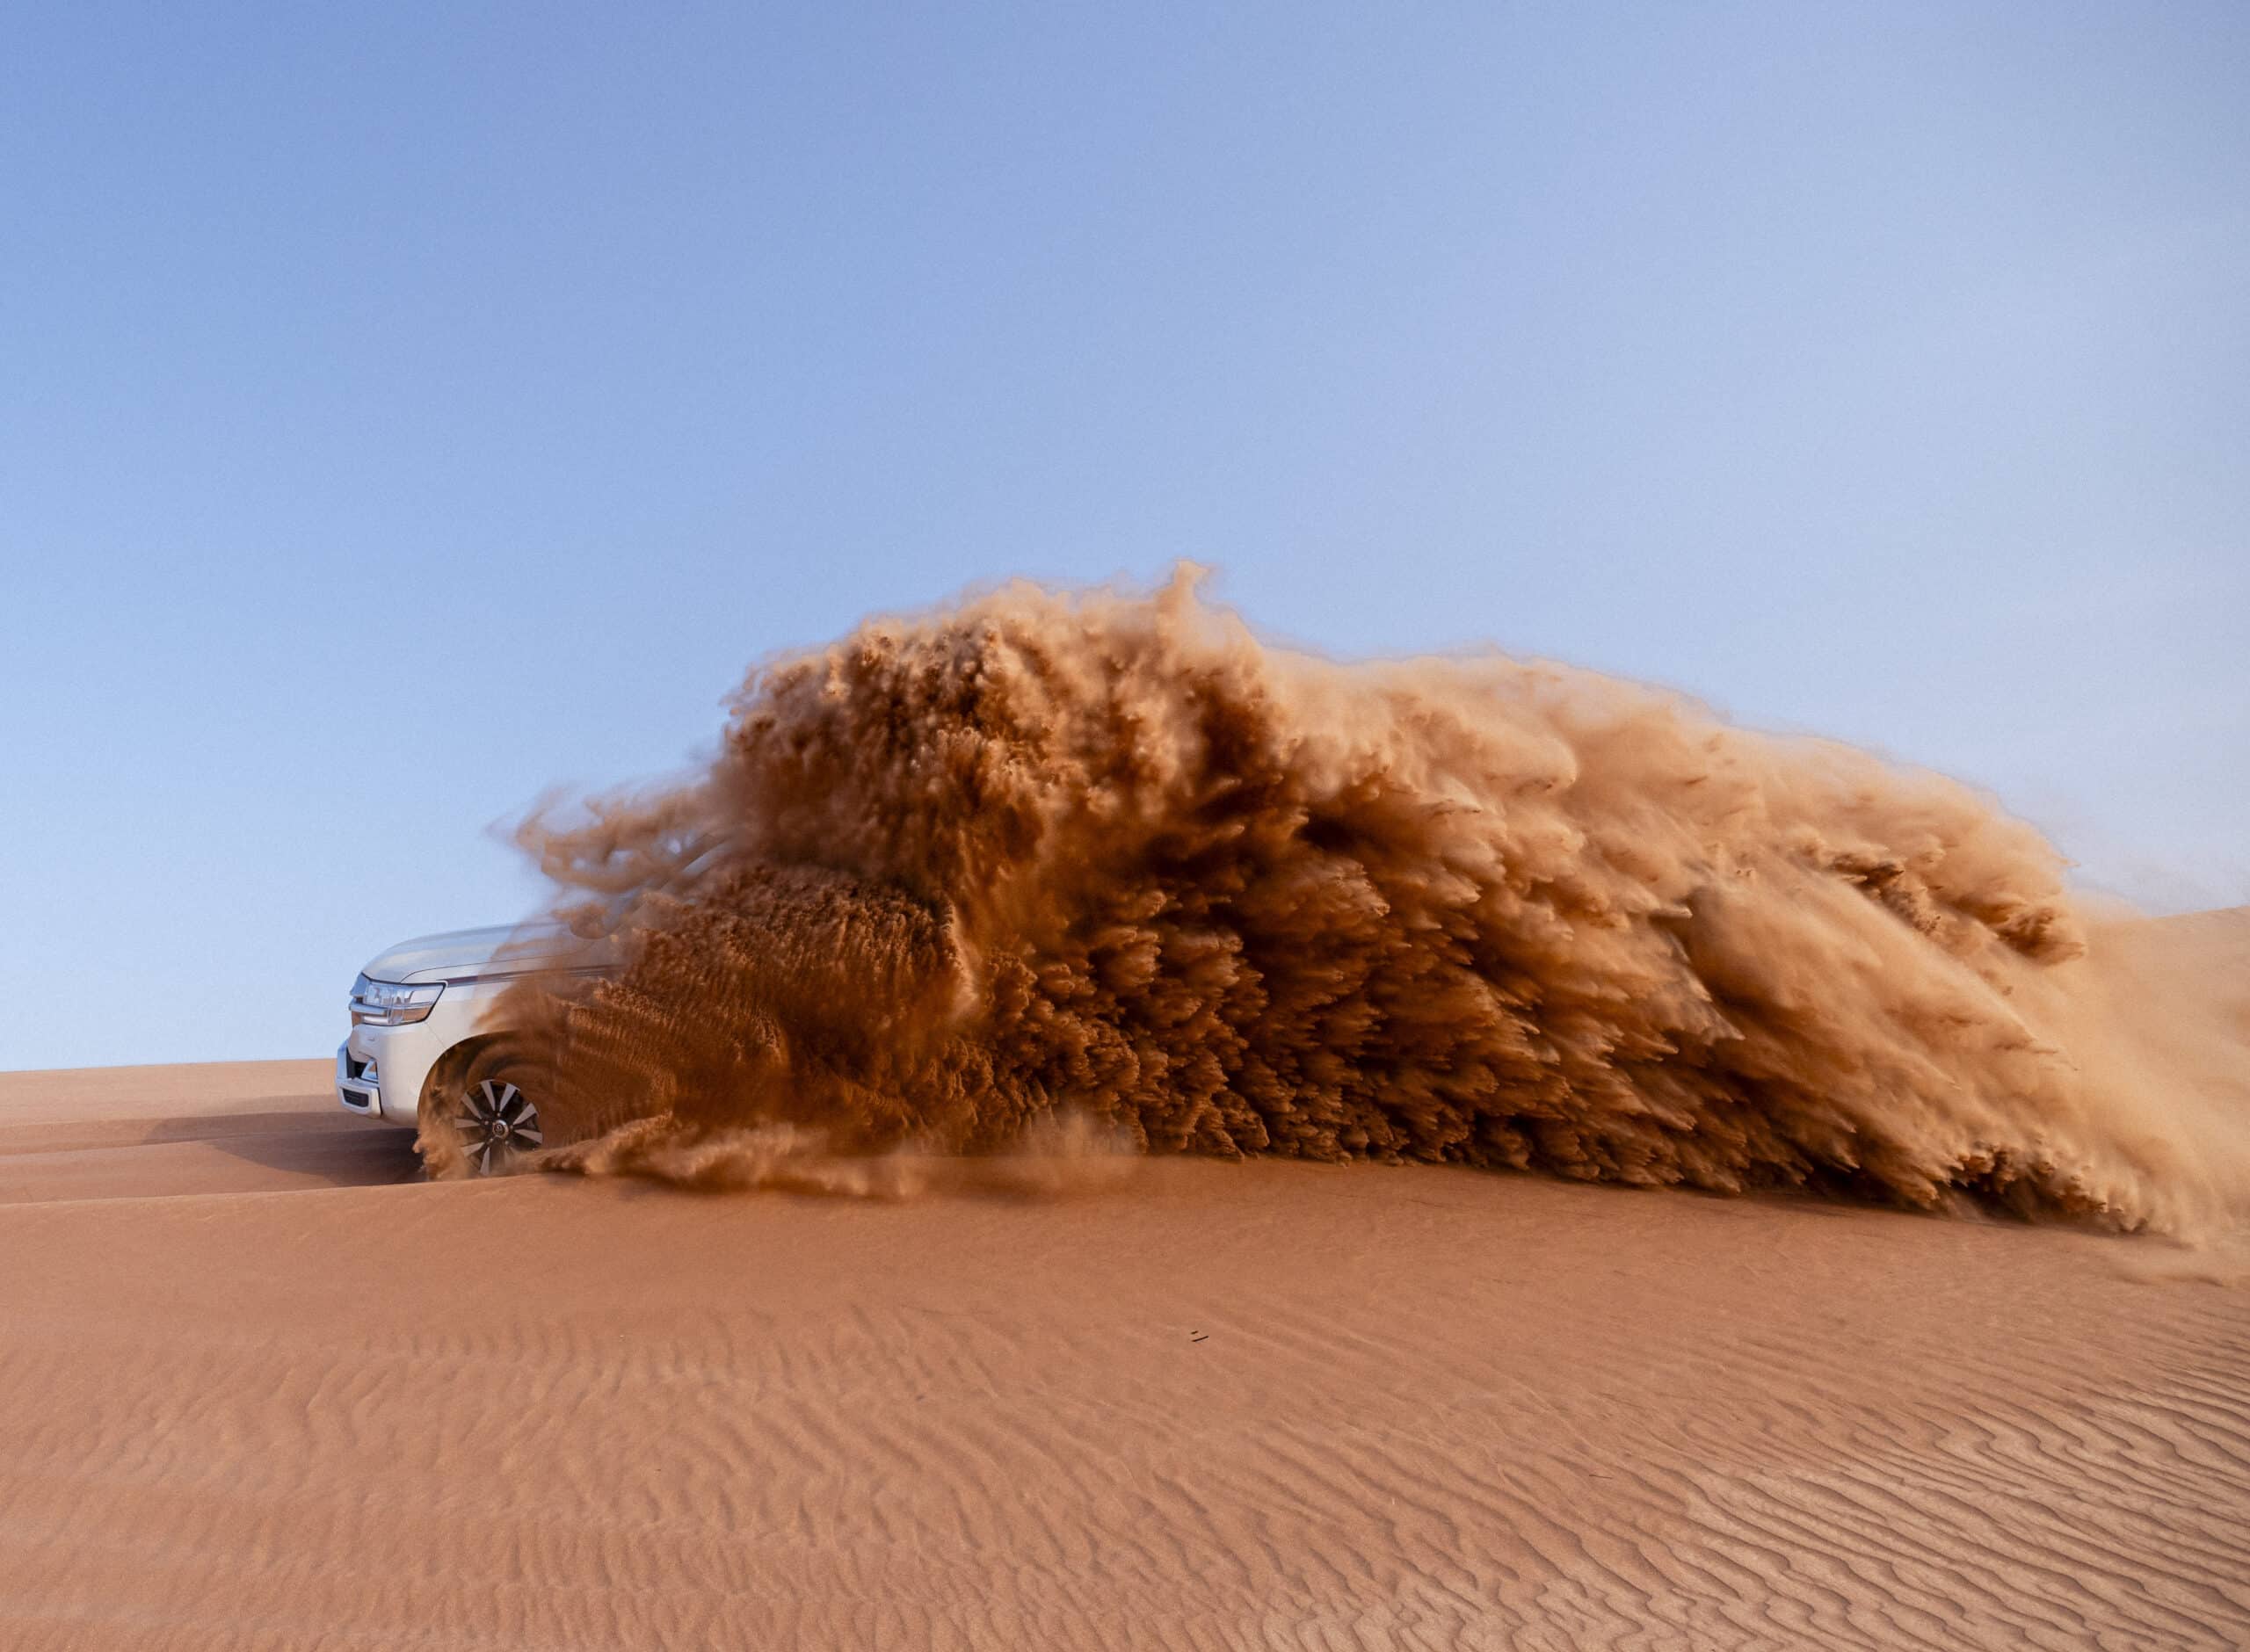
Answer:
350;975;445;1025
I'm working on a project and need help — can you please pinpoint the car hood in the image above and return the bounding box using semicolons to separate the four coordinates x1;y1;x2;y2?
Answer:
360;923;612;985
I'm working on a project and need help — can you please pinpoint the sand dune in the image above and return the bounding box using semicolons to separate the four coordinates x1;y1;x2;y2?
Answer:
3;1044;2247;1648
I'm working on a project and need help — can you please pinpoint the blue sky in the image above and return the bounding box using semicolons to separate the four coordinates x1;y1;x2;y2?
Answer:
3;1;2244;1069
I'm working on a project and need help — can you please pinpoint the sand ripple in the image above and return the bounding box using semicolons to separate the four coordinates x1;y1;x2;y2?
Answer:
1;1079;2245;1650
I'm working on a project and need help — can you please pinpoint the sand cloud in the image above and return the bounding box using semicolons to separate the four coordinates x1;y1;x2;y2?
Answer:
468;569;2248;1232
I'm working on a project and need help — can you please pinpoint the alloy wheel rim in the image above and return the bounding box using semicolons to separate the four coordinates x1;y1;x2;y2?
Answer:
453;1078;543;1175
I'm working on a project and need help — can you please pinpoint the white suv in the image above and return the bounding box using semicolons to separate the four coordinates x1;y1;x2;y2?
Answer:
338;924;599;1171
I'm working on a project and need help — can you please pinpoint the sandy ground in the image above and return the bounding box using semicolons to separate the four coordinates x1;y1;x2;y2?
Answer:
1;1059;2246;1649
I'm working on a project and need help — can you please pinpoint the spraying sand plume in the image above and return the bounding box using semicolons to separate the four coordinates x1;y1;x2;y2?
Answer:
463;569;2246;1230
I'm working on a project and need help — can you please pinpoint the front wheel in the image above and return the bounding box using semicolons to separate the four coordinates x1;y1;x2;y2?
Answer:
452;1073;544;1175
417;1039;558;1177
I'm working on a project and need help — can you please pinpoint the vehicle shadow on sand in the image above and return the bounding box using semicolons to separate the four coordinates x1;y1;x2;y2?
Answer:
187;1109;425;1189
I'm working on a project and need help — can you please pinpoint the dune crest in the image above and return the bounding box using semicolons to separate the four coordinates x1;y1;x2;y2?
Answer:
490;570;2247;1231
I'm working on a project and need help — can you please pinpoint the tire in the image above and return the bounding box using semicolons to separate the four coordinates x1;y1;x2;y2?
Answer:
421;1039;555;1177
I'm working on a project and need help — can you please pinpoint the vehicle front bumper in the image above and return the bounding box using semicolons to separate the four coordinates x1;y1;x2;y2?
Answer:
336;1042;381;1115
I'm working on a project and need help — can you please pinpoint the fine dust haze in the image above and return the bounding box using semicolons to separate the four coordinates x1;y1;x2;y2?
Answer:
456;569;2248;1234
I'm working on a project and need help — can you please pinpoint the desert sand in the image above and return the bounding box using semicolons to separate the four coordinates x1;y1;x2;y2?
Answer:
3;1049;2246;1648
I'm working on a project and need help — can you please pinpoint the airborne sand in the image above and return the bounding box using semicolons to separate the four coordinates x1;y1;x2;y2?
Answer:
3;969;2247;1649
481;574;2250;1236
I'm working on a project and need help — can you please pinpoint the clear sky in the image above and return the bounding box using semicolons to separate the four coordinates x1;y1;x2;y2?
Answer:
3;1;2244;1070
